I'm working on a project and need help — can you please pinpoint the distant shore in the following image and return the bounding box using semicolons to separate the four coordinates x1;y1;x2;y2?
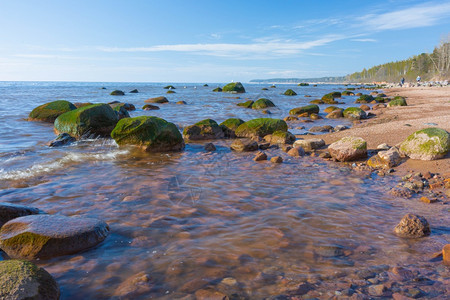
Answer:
316;85;450;175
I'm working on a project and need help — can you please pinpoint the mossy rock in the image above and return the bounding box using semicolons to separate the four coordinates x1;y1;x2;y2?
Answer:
374;96;387;103
252;98;275;109
28;100;76;122
283;89;297;96
166;90;176;94
324;106;340;113
321;92;340;104
142;104;160;110
325;109;343;119
220;118;245;138
343;107;367;120
235;118;287;138
393;96;406;101
129;89;139;93
328;137;367;161
110;90;125;96
54;104;118;138
163;85;176;89
183;119;225;140
289;104;319;115
342;90;355;96
388;98;407;107
270;85;276;88
222;82;246;93
298;83;309;86
0;260;60;299
309;99;324;104
145;96;169;104
212;87;222;92
265;131;296;144
203;84;208;87
73;102;94;109
355;94;374;103
110;104;130;120
237;100;254;108
346;87;355;91
261;88;269;91
112;116;185;152
377;93;386;97
399;128;450;160
355;92;362;96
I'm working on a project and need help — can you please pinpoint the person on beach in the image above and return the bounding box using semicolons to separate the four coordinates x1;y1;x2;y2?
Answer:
400;77;405;86
416;75;421;83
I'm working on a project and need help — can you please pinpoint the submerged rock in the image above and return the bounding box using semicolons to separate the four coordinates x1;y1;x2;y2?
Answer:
284;89;297;96
0;214;109;259
111;116;185;152
0;203;44;228
163;85;176;89
222;82;245;93
145;96;169;104
204;143;216;151
264;131;295;144
0;260;60;300
113;272;153;299
54;103;119;138
142;104;160;110
394;214;430;238
129;89;139;93
220;118;245;138
230;139;258;152
28;100;76;122
252;98;275;109
270;156;283;163
47;133;76;147
253;151;268;161
328;137;367;161
287;146;305;157
212;87;222;92
289;104;319;116
183;119;225;140
236;100;254;108
110;90;125;96
399;128;450;160
235;118;288;138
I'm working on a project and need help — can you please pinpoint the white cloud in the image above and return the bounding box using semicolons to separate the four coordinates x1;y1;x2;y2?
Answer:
351;38;377;42
362;2;450;30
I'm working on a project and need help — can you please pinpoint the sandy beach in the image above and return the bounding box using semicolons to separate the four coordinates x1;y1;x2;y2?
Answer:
316;86;450;175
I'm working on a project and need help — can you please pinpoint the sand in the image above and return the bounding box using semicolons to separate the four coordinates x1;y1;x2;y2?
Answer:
311;86;450;175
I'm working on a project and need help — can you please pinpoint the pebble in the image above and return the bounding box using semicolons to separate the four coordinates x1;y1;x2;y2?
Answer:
204;143;216;151
443;244;450;266
270;156;283;163
254;151;267;161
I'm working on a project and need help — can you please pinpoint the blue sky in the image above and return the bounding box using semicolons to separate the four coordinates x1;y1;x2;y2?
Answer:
0;0;449;82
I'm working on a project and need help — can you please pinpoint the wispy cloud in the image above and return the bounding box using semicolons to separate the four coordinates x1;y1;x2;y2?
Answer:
362;2;450;30
351;38;377;42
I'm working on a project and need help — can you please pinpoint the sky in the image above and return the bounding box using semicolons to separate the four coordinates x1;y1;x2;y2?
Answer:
0;0;449;83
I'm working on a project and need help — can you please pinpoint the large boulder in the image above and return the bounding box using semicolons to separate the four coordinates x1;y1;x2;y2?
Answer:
321;92;341;104
0;260;60;299
220;118;245;138
235;118;288;138
145;96;169;104
222;82;245;93
0;203;44;228
394;214;430;238
28;100;76;122
54;104;119;138
284;89;297;96
183;119;224;140
388;98;407;107
355;94;374;103
110;103;130;120
399;128;450;160
252;98;275;109
264;131;295;144
343;107;367;120
111;116;184;152
289;104;319;116
0;214;109;259
328;137;367;161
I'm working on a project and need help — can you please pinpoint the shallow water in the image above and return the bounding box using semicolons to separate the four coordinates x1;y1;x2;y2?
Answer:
0;82;447;299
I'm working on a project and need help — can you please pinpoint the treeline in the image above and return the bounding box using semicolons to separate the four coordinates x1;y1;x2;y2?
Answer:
346;39;450;82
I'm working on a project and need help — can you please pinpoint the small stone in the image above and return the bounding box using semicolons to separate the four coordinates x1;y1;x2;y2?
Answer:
270;156;283;163
281;145;293;152
254;151;268;161
195;288;228;300
405;287;423;298
368;284;386;296
377;143;390;150
293;138;325;151
319;152;331;159
420;196;437;204
0;203;44;228
176;101;187;105
259;142;271;150
443;244;450;266
204;143;216;151
287;147;305;157
230;139;259;152
114;272;153;298
221;277;238;286
394;214;430;238
422;171;432;179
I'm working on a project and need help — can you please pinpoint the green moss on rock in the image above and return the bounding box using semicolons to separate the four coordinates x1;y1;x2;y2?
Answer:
145;96;169;104
252;98;275;109
355;94;374;103
220;118;245;138
28;100;76;122
212;87;222;92
399;127;450;160
183;119;225;140
112;116;184;152
237;100;254;108
235;118;287;138
343;107;367;120
222;82;246;93
110;90;125;96
388;98;407;107
298;83;309;86
283;89;297;96
289;104;319;115
163;85;176;89
309;99;324;104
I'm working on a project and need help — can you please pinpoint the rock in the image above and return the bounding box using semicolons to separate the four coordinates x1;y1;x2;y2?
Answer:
28;100;77;122
204;143;216;151
325;109;343;119
203;84;208;87
163;85;176;89
144;96;169;104
289;104;319;116
253;151;267;161
321;92;340;104
166;90;176;94
420;196;437;204
287;147;305;157
283;89;297;96
284;116;299;122
360;104;370;111
264;131;296;144
113;272;153;299
372;103;387;110
0;260;60;299
328;137;367;161
309;125;333;133
222;82;245;93
142;104;160;110
73;102;93;108
399;128;450;160
270;156;283;163
293;138;325;151
110;90;125;96
183;119;225;140
343;107;367;120
443;244;450;266
368;284;386;296
230;139;258;152
334;125;348;132
54;104;119;138
194;288;228;300
367;147;402;168
212;87;222;92
236;100;254;108
309;113;321;120
377;143;390;150
110;103;130;120
309;99;324;104
220;118;245;138
342;90;355;96
355;94;374;103
252;98;275;109
47;133;76;147
324;106;340;113
111;116;185;152
176;101;187;105
129;89;139;93
0;203;44;228
0;214;109;259
388;97;407;107
235;118;288;138
394;214;431;238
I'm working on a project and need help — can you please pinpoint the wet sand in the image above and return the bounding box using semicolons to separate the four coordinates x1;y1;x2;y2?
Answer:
318;86;450;176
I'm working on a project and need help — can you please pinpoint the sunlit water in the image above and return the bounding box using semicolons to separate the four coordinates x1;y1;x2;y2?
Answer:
0;82;447;299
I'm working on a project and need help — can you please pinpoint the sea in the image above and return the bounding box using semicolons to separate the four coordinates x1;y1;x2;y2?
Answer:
0;81;447;299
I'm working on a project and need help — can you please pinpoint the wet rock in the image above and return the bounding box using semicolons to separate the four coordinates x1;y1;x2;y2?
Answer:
111;116;185;152
163;85;176;90
220;118;245;138
252;98;275;109
443;244;450;266
399;128;450;160
113;272;153;299
0;214;110;259
405;287;423;298
236;100;254;108
183;119;225;140
235;118;288;138
325;109;343;119
0;260;60;299
394;214;430;238
129;89;139;93
253;151;267;161
110;103;130;120
195;287;228;300
283;89;297;96
334;125;348;132
309;113;321;120
360;104;370;111
0;203;44;229
309;125;333;133
223;82;245;93
287;146;305;157
343;107;367;120
289;104;319;116
390;187;414;198
176;100;187;105
420;196;437;203
328;137;367;162
212;87;222;92
293;138;325;151
144;96;169;104
368;284;386;296
259;142;271;150
110;102;136;111
264;131;296;144
367;147;402;168
28;100;76;122
204;143;216;151
284;116;298;122
270;156;283;163
110;90;125;96
230;139;258;152
47;133;76;147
